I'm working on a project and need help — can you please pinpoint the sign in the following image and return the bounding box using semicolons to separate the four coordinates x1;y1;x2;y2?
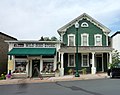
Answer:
8;60;14;70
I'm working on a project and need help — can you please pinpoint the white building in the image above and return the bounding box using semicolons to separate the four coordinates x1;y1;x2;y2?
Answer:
111;31;120;52
6;40;61;78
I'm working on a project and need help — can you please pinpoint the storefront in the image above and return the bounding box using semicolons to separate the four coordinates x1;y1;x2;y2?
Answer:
6;41;60;78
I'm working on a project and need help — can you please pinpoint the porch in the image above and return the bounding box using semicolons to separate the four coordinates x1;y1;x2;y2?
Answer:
58;46;113;75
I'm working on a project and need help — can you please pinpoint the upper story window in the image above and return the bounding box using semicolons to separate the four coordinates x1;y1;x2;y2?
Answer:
81;33;89;46
94;34;102;46
81;22;89;27
68;54;75;67
68;34;75;46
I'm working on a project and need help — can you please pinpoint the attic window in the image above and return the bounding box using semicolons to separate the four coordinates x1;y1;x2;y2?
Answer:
81;22;89;27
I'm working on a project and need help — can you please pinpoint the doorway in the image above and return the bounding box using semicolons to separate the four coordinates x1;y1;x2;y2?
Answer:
96;56;102;72
32;59;40;77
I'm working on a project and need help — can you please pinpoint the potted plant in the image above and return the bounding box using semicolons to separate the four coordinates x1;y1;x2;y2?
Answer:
6;74;12;79
82;68;87;75
68;69;74;75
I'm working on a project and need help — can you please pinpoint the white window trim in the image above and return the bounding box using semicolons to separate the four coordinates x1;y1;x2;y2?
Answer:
81;33;89;46
81;54;89;67
94;34;102;46
81;22;89;27
68;34;75;46
68;54;75;67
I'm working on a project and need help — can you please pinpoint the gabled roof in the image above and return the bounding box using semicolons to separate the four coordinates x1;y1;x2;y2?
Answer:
57;13;111;35
111;31;120;38
0;32;17;40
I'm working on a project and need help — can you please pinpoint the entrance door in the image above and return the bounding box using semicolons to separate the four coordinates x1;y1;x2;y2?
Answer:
32;60;40;77
96;57;102;72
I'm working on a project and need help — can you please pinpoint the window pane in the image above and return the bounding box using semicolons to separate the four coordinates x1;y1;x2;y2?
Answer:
83;35;87;46
82;55;88;67
15;60;27;73
42;61;54;73
96;36;101;46
69;36;74;46
69;55;74;66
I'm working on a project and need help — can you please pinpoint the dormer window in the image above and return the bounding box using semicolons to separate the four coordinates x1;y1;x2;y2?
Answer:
81;22;89;27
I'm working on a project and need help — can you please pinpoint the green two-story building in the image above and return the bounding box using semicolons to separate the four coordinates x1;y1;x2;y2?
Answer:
58;13;113;76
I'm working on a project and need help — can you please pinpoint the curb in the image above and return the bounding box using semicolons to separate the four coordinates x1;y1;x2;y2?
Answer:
0;74;108;85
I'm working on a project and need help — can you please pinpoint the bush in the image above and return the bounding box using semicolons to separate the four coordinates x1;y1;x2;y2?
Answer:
0;73;6;80
82;68;87;75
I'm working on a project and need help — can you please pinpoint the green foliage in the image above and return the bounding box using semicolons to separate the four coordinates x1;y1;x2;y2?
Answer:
39;36;58;41
39;36;44;41
68;69;74;75
112;50;120;64
81;68;87;74
108;50;120;69
51;36;58;41
0;73;6;80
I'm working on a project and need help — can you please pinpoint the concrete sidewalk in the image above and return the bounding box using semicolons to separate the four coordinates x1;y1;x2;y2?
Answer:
0;73;108;85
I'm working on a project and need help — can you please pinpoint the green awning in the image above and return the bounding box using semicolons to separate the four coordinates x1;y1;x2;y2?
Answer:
8;48;56;56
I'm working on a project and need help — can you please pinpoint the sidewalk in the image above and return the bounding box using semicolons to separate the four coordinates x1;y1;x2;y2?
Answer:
0;73;108;85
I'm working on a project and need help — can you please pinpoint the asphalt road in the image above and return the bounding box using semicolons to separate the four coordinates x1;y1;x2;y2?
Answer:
0;78;120;95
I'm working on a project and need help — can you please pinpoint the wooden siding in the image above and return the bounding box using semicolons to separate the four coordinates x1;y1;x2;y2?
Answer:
63;19;106;46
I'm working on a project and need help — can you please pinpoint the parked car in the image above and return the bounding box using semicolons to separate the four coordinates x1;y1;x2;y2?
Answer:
108;63;120;78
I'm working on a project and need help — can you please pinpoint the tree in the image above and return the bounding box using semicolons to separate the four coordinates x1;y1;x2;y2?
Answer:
51;36;58;41
43;37;50;41
39;36;44;41
112;50;120;64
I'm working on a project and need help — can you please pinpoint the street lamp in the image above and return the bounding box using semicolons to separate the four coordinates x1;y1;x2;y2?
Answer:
75;21;80;77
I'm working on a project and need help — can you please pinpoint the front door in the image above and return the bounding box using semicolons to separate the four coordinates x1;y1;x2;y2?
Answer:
96;57;102;72
32;60;40;77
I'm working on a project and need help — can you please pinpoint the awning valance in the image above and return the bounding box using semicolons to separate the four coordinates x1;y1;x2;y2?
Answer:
8;48;56;56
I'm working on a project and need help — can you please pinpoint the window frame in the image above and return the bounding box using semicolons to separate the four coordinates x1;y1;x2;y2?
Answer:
68;54;75;67
94;34;102;46
81;54;89;67
14;59;28;73
68;34;75;46
81;22;89;27
81;33;89;46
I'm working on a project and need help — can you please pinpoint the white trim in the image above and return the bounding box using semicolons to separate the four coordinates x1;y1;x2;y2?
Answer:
81;53;89;67
81;22;89;27
58;13;111;34
81;33;89;46
94;34;102;46
68;34;75;46
68;54;75;67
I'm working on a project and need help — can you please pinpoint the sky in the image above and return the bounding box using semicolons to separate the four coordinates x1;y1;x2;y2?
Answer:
0;0;120;40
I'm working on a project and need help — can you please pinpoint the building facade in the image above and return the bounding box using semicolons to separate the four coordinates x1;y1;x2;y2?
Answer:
6;13;114;78
58;13;113;75
0;32;17;75
6;40;61;78
111;31;120;52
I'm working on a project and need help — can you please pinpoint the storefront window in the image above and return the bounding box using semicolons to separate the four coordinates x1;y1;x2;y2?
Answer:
14;60;27;73
42;60;54;73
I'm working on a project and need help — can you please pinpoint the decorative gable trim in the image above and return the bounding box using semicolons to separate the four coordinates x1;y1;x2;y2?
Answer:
58;13;111;35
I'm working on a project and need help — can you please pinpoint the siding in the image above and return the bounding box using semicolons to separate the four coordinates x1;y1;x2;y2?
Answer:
63;19;106;46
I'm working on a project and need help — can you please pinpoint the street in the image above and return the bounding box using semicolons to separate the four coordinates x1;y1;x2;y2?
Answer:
0;78;120;95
